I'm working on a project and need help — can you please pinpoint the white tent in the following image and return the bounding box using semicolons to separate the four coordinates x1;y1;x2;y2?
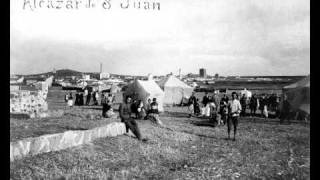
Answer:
240;88;252;98
45;76;54;87
123;79;165;112
158;75;194;105
110;84;121;93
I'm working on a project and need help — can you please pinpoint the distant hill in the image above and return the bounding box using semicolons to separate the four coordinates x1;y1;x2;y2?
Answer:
22;69;83;79
54;69;83;78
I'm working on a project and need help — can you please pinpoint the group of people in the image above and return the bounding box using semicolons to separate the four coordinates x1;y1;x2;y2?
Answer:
63;89;294;142
189;91;242;141
240;93;281;118
119;96;163;141
64;89;103;108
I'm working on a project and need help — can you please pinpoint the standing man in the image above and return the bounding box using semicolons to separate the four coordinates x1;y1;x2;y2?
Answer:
145;98;152;119
67;92;74;109
86;89;91;106
227;92;242;141
280;94;291;124
188;92;197;117
212;92;220;114
119;96;145;141
95;90;99;105
101;93;108;117
202;92;210;107
249;94;258;117
84;88;88;105
240;94;247;117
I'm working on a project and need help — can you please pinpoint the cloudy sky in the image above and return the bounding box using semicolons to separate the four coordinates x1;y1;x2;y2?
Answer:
10;0;309;76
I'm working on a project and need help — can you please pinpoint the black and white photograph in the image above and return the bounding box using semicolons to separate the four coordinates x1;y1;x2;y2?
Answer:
10;0;310;179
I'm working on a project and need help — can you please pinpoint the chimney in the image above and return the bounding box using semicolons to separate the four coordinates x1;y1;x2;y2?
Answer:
100;62;102;73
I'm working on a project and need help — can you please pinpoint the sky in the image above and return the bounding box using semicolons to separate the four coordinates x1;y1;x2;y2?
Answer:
10;0;310;76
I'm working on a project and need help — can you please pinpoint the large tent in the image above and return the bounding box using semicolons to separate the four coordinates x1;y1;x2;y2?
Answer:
123;79;165;112
158;75;194;105
282;75;310;114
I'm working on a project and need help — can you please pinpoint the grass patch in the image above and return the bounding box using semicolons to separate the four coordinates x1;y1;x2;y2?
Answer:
10;88;309;179
10;106;309;179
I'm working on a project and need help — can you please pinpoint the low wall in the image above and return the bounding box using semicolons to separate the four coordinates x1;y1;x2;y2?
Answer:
10;122;126;161
10;90;48;118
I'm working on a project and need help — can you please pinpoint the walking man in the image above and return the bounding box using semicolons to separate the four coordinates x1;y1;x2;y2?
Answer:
227;92;242;141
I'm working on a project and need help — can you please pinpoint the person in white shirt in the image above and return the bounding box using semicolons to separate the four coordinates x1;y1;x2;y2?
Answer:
227;92;242;141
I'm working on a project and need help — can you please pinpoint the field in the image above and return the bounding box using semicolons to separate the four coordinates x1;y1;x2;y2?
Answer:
10;87;310;179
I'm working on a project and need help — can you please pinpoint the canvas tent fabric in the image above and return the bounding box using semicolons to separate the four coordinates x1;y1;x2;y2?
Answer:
240;89;252;98
123;80;165;112
282;75;310;114
110;84;121;93
158;75;194;105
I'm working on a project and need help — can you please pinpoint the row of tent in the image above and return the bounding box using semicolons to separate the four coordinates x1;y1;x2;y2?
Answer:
123;75;194;112
123;74;310;116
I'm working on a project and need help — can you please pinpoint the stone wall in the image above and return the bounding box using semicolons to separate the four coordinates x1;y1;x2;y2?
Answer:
10;88;48;118
10;122;126;161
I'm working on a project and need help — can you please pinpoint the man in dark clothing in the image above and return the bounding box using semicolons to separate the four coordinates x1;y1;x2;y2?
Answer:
259;95;266;117
119;96;143;140
249;95;258;116
101;93;109;117
202;92;210;107
75;92;80;106
221;94;229;104
240;94;247;117
188;92;197;116
86;90;91;105
79;93;84;106
194;98;201;115
280;95;291;124
131;100;138;119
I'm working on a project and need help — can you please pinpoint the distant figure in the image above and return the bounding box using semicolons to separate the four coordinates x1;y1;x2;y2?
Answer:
220;94;229;105
194;98;201;116
240;94;247;117
119;96;144;141
79;92;84;106
102;93;112;118
137;100;147;119
209;100;218;125
188;92;197;117
67;93;73;108
75;92;80;106
95;91;99;105
64;93;69;103
145;98;152;118
219;100;228;125
280;94;291;124
212;92;220;114
249;94;258;116
148;98;164;126
86;90;91;105
202;92;210;107
131;99;138;118
259;95;266;117
84;88;88;104
227;92;242;141
275;96;281;118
